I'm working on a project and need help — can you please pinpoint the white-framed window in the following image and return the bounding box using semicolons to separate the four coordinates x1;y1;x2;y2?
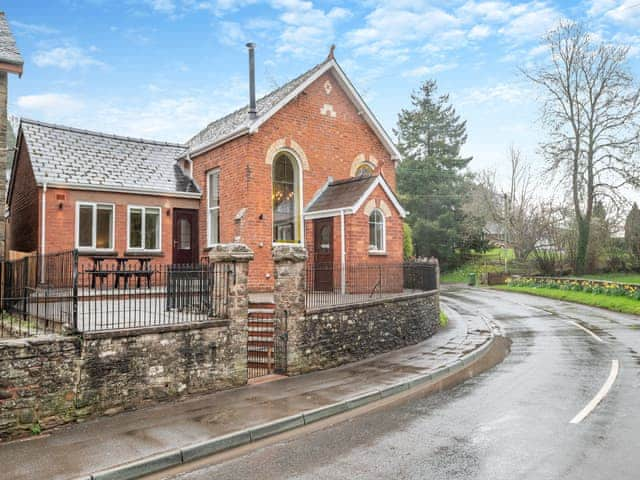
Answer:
355;163;374;177
369;209;385;252
127;206;161;251
207;169;220;246
76;202;115;251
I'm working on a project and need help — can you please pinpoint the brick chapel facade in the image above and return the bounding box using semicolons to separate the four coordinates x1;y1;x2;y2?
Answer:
7;48;406;293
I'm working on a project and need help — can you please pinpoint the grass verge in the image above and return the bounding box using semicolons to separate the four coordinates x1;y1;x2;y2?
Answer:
495;285;640;315
439;310;448;327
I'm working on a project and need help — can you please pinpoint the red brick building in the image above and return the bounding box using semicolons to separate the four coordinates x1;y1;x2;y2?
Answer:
7;49;406;292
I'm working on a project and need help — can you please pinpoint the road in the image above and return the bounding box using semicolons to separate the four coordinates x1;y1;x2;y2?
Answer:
157;286;640;479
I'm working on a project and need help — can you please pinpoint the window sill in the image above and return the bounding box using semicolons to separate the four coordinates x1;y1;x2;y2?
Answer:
78;250;118;257
124;250;164;257
368;250;387;256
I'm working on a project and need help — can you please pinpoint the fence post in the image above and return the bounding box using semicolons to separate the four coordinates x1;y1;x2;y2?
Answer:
272;244;307;376
72;249;78;333
208;243;254;386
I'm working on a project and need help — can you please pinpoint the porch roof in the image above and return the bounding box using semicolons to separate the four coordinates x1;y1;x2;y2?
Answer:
305;175;406;218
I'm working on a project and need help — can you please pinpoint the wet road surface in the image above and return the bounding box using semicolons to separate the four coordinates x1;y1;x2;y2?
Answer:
158;287;640;479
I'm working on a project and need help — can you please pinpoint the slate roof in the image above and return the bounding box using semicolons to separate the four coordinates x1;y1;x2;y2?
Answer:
186;61;326;152
0;12;22;67
306;176;378;213
19;119;198;195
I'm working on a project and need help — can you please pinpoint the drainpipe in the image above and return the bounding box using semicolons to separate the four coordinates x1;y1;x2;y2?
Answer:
340;209;346;295
40;183;47;284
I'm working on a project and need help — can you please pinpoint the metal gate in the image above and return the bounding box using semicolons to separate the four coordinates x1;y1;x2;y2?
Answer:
247;311;288;379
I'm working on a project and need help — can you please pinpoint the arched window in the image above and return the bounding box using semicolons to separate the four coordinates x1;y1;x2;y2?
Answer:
273;153;300;243
354;163;374;177
369;209;385;252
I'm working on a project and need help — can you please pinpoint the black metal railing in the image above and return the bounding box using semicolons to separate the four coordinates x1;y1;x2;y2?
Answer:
0;250;234;337
0;250;76;337
305;262;438;310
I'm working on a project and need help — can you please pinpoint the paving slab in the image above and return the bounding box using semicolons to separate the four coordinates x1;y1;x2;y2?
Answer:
0;310;490;480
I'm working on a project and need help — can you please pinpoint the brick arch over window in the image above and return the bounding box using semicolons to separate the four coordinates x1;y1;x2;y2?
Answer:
265;138;310;171
350;153;378;177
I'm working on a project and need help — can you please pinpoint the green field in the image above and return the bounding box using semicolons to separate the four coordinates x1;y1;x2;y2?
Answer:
495;285;640;315
441;248;514;284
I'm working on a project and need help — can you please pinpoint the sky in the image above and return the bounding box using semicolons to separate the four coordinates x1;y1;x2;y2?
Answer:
4;0;640;187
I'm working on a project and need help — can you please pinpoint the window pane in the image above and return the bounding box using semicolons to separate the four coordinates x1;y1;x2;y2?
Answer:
209;208;219;244
179;218;191;250
145;209;160;250
96;205;113;249
355;164;373;177
129;208;142;249
208;171;219;208
369;211;383;250
78;205;93;247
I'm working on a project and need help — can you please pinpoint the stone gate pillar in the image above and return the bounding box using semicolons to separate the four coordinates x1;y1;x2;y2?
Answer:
209;243;254;385
272;244;307;376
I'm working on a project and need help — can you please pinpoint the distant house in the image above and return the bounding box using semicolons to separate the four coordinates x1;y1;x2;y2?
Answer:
7;46;406;292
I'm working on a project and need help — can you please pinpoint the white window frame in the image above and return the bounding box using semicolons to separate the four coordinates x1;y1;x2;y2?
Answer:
126;205;162;252
368;208;386;253
75;201;115;252
207;169;221;247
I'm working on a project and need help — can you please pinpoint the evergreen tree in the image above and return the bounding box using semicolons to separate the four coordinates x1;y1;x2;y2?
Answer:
625;203;640;266
395;80;473;266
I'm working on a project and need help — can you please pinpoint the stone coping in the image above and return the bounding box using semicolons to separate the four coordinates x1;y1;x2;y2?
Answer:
305;289;439;315
81;319;231;340
0;334;79;347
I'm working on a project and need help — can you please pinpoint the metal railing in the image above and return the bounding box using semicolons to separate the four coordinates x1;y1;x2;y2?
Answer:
0;250;76;337
0;251;234;337
305;262;438;310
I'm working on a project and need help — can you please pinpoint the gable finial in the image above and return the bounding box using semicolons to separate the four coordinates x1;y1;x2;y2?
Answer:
327;44;336;60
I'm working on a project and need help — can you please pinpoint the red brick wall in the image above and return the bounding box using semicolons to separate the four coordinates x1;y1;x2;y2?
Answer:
193;70;399;291
40;187;199;270
7;136;39;254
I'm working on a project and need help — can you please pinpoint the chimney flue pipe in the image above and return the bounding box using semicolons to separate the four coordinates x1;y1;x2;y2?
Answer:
246;42;257;119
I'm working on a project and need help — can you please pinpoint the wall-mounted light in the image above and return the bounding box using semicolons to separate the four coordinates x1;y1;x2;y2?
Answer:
258;213;264;220
166;208;171;217
58;201;64;210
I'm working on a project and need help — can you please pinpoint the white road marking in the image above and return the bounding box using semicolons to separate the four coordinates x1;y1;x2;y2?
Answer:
567;320;604;343
570;359;619;424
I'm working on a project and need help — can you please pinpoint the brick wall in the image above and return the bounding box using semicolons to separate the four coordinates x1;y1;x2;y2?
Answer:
39;187;199;268
6;135;38;253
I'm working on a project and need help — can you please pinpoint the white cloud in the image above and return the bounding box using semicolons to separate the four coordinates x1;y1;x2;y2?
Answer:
455;82;532;106
402;63;458;78
33;46;106;70
498;3;561;43
16;93;84;112
469;24;491;39
10;20;59;35
218;21;247;46
269;0;352;57
146;0;176;14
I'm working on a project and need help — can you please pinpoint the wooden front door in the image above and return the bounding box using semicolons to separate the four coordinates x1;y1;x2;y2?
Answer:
313;218;333;292
172;209;198;264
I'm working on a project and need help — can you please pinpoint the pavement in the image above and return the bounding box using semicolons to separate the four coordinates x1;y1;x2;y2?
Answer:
1;299;497;480
158;286;640;480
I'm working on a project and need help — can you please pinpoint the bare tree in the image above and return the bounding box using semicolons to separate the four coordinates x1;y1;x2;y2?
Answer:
479;147;555;262
523;21;640;274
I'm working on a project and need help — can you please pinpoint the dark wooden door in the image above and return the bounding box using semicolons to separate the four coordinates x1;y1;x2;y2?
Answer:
313;218;333;292
172;209;198;264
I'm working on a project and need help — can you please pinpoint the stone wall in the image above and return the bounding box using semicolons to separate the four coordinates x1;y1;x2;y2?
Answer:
0;321;245;441
291;291;439;374
0;335;80;440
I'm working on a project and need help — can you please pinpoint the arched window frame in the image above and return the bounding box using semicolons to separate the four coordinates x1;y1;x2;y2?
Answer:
368;208;386;253
272;151;304;245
